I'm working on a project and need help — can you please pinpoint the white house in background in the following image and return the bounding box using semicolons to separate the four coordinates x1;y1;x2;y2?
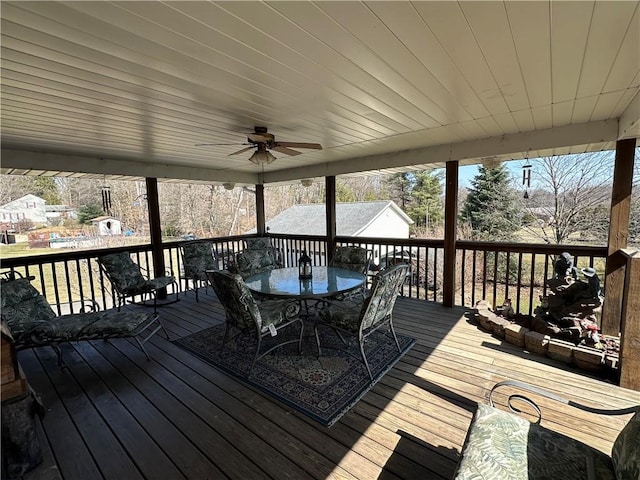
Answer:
247;201;414;265
0;194;77;229
260;200;414;238
90;216;122;235
0;194;47;226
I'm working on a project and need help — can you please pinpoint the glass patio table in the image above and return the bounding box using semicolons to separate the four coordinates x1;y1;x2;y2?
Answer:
244;266;365;300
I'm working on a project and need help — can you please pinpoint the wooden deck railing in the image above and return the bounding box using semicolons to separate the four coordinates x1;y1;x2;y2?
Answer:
0;234;608;323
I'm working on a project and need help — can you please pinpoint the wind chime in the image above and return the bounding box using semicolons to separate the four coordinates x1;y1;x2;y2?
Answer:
522;156;532;199
101;177;112;215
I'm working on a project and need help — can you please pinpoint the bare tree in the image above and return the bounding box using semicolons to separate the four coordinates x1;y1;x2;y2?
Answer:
521;152;614;244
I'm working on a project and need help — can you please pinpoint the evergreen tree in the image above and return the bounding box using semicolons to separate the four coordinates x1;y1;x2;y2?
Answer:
77;203;105;224
335;182;356;202
388;173;413;209
460;164;523;240
406;171;444;232
33;177;61;204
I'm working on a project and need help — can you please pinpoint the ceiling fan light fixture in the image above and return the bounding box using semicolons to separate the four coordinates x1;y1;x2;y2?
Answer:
248;149;276;165
300;179;313;187
222;182;235;190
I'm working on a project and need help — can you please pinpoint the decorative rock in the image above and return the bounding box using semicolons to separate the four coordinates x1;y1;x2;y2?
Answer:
525;331;550;355
505;324;529;347
573;346;604;372
477;312;493;332
547;339;574;363
490;317;510;339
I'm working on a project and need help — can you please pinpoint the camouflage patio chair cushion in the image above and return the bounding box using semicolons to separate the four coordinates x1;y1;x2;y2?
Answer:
181;241;218;281
612;408;640;480
330;246;371;275
454;380;640;480
205;270;303;375
244;237;283;268
315;264;408;379
98;252;174;294
0;277;166;363
235;249;277;280
244;237;272;250
0;277;56;338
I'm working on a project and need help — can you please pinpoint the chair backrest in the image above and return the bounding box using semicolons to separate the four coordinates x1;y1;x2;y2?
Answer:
0;278;56;338
97;252;145;292
205;270;262;332
244;237;272;250
359;263;408;332
330;246;371;275
180;241;218;280
235;249;277;280
244;237;283;267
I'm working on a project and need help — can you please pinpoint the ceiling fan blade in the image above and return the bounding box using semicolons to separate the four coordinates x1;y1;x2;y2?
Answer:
195;142;248;147
229;146;255;156
271;145;301;156
276;142;322;150
248;133;272;143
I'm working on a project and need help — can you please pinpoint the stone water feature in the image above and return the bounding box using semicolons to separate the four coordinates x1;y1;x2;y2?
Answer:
473;252;620;379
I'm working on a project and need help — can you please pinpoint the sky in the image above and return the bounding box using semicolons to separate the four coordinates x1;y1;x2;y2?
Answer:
449;161;525;188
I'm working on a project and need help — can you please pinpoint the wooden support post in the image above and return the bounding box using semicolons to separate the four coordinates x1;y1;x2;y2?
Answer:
602;138;636;335
443;161;458;307
256;184;266;235
145;177;166;299
326;176;336;264
619;249;640;391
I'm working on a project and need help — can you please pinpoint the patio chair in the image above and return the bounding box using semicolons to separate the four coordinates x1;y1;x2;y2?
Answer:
314;263;408;379
454;379;640;480
329;245;372;299
179;240;218;301
235;248;278;280
244;236;284;267
97;251;178;313
330;245;371;275
205;270;303;375
0;276;168;367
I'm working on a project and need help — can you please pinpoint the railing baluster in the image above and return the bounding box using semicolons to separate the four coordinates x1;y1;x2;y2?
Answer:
87;258;96;305
62;260;72;308
75;258;84;311
515;252;523;313
461;249;466;307
37;263;46;299
492;251;499;309
529;253;536;316
51;262;61;315
433;247;439;302
482;251;488;302
543;254;550;298
471;250;477;307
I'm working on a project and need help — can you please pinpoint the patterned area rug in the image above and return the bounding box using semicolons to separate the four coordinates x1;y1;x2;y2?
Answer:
173;323;416;427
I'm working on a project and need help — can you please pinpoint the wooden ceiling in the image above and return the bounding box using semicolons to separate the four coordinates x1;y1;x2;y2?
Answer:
1;1;638;185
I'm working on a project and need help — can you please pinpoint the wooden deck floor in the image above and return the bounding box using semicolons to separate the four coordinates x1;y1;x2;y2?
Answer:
17;291;640;480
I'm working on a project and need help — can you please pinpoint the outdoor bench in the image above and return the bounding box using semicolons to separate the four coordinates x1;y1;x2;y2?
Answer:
0;275;168;367
453;380;640;480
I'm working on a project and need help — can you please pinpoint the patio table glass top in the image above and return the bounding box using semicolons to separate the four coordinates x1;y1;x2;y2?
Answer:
245;266;365;300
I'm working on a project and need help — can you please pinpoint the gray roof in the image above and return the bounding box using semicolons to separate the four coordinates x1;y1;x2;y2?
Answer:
254;201;413;236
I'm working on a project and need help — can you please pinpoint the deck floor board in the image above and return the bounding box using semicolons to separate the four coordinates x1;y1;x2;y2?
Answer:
17;291;640;480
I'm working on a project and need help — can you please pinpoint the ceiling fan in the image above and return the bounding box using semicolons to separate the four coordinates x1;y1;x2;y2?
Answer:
196;126;322;164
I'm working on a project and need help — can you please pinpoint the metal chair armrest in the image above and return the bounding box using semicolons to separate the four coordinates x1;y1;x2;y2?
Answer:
53;298;101;314
139;264;174;278
489;379;640;424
